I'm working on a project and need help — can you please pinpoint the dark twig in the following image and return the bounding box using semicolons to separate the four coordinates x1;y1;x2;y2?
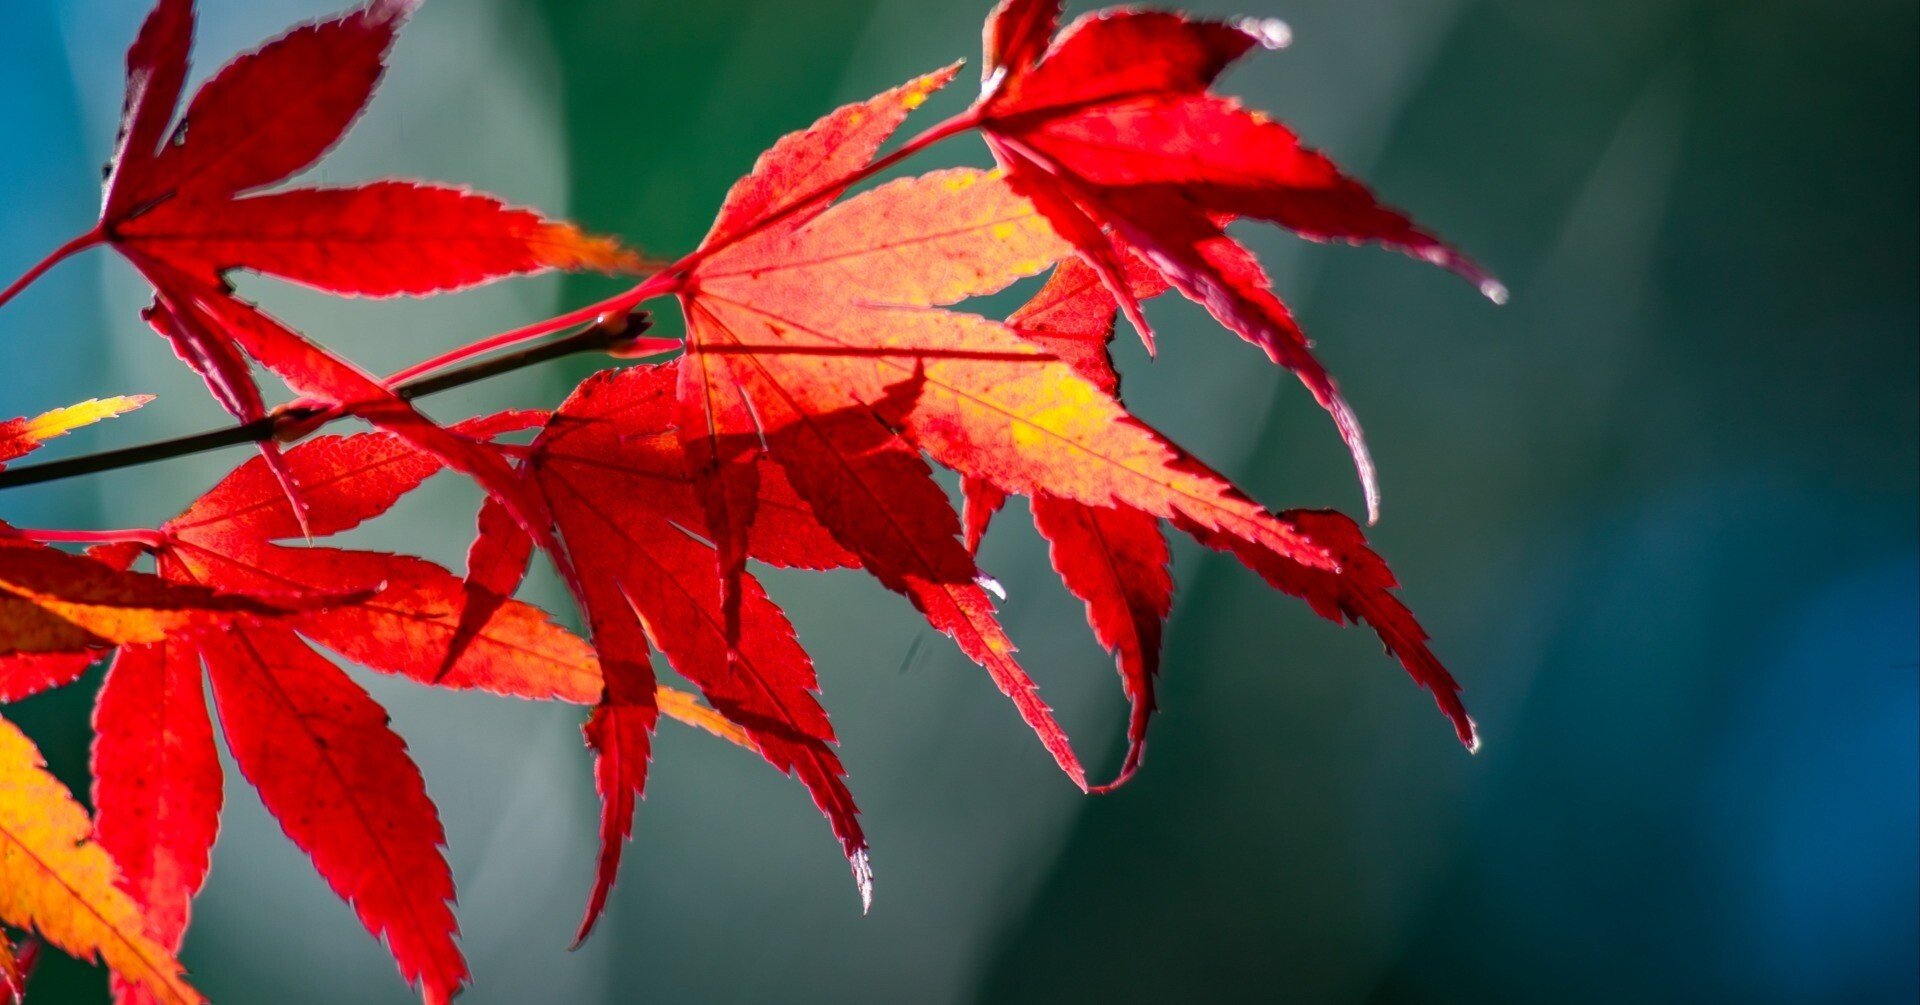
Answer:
0;312;661;491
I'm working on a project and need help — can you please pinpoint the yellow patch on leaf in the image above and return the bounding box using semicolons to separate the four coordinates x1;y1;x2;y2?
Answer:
0;716;202;1005
656;687;756;751
0;396;151;468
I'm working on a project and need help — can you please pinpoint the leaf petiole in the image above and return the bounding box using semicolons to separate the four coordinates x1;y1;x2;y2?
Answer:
0;225;106;312
384;108;984;384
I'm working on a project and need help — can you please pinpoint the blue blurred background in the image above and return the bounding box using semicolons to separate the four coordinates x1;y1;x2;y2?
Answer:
2;1;1914;1002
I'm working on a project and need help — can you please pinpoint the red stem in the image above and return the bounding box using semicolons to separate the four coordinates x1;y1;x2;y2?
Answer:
0;225;106;312
387;109;982;385
382;269;684;386
673;108;984;274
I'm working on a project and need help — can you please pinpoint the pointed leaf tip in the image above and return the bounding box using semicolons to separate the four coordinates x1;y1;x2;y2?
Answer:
852;849;874;915
1238;17;1292;50
1327;396;1381;526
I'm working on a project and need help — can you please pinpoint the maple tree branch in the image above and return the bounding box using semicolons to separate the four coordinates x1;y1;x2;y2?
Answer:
0;225;106;312
0;314;664;492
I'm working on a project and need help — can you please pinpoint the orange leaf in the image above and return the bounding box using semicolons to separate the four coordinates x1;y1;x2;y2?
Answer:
0;543;307;657
0;715;201;1005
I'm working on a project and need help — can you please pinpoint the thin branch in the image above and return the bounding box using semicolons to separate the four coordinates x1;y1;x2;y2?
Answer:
0;313;665;491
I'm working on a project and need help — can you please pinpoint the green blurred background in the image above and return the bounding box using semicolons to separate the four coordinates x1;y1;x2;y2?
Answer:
2;0;1915;1001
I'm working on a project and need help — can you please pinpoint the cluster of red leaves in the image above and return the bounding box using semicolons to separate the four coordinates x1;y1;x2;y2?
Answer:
0;1;1495;1001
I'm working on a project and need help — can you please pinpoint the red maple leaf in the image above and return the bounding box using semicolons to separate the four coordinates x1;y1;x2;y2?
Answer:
512;363;870;942
507;43;1481;928
671;70;1090;796
968;252;1477;786
663;65;1473;777
1;418;762;1004
962;256;1175;789
972;0;1504;522
69;0;635;553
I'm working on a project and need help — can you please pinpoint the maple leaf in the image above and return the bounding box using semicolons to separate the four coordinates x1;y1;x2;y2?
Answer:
674;69;1091;799
963;254;1174;787
81;432;487;1004
517;363;868;942
84;0;633;550
971;0;1504;522
0;714;202;1005
102;0;633;297
97;425;572;1002
971;250;1477;779
89;639;219;1005
663;61;1474;787
2;420;766;1003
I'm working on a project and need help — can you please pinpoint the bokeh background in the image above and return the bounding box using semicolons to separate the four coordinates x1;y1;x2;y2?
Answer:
3;0;1915;1002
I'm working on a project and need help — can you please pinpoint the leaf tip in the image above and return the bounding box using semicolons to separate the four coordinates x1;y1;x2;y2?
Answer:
1327;397;1381;527
974;572;1007;602
370;0;422;26
1238;17;1293;51
567;920;593;954
1416;246;1507;305
904;61;966;110
851;848;874;914
543;223;649;276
